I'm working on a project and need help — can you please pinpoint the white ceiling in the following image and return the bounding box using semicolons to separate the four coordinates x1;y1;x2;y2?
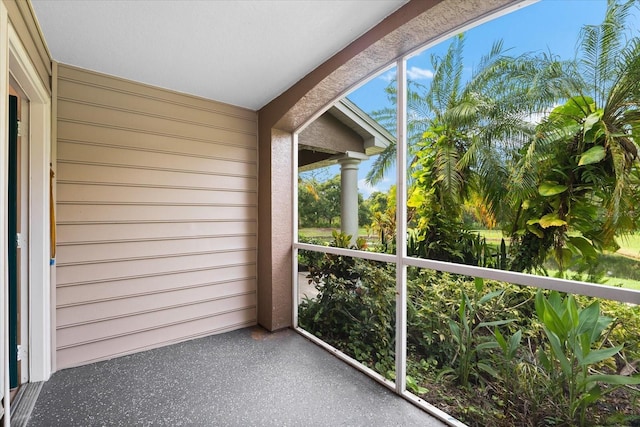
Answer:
31;0;408;110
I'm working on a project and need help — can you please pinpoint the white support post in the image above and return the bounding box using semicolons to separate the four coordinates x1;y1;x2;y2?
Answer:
338;151;368;244
292;133;299;328
395;59;408;395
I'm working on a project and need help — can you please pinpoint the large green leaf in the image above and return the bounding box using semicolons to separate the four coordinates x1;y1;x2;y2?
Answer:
582;111;602;134
477;362;499;379
548;96;595;125
526;223;544;238
558;247;573;268
538;182;569;196
478;289;503;305
584;374;640;386
448;320;461;343
567;236;598;259
538;213;568;228
478;319;515;328
494;328;507;353
476;341;500;351
579;345;623;366
583;112;605;143
578;145;606;166
576;300;600;336
509;330;522;353
544;326;572;377
542;297;569;340
567;295;579;329
474;277;484;293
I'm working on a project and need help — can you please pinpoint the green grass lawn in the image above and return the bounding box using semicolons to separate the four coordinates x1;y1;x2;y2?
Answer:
602;277;640;291
472;228;505;243
473;229;640;291
299;227;640;291
298;227;369;240
617;233;640;259
474;229;640;256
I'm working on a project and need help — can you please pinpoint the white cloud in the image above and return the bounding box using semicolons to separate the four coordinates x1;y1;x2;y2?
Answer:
407;66;434;80
378;66;434;82
359;177;393;199
379;70;395;82
524;104;558;125
358;179;379;198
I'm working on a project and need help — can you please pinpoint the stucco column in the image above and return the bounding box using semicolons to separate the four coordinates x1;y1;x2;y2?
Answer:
338;152;368;244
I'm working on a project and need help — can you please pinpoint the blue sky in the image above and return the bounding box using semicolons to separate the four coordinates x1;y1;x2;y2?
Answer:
304;0;627;197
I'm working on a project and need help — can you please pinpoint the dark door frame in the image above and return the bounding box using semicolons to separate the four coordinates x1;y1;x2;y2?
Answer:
8;94;19;389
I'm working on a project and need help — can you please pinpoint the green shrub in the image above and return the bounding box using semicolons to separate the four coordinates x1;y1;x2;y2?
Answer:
534;291;640;426
298;242;640;425
298;232;396;376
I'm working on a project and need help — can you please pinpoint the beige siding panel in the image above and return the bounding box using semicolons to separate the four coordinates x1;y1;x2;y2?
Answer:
56;204;256;223
58;100;255;148
57;163;255;191
55;64;258;368
57;250;255;285
58;140;256;176
57;266;255;306
57;221;256;245
57;64;255;121
58;286;256;328
57;235;256;264
57;79;256;135
56;309;255;369
57;293;256;347
58;183;256;206
58;121;256;162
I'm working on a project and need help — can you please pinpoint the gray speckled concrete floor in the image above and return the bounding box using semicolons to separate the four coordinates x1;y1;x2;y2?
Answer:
28;327;447;426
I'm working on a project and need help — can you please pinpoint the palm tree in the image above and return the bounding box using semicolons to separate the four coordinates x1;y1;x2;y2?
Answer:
508;0;640;273
365;34;552;263
366;34;549;217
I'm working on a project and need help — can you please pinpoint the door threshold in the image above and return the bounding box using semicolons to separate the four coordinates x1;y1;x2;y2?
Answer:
10;382;44;427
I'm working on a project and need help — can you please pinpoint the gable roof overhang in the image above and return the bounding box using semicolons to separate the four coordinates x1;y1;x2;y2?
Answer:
298;98;393;172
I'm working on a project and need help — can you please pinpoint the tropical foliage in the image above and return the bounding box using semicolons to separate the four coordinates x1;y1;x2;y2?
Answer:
297;2;640;426
299;233;640;426
361;0;640;276
508;0;640;274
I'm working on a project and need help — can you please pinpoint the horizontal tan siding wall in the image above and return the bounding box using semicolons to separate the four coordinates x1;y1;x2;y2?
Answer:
55;64;257;369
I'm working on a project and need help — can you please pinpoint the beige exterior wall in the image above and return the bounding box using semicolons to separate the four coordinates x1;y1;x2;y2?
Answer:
55;64;257;369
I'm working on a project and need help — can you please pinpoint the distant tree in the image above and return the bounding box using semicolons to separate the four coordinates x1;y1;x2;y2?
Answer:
298;177;321;227
299;174;370;229
358;193;371;228
316;176;341;226
366;187;397;253
366;191;389;216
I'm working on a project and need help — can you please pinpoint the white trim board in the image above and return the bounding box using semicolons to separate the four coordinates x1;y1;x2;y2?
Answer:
1;2;11;423
8;22;53;388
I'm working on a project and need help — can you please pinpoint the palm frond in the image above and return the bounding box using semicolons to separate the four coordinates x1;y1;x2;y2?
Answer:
578;0;634;106
434;142;463;205
366;142;396;185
